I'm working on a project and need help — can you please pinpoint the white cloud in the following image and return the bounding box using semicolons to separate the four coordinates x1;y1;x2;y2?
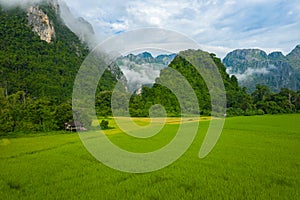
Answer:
2;0;299;58
229;67;270;81
120;65;161;92
0;0;43;8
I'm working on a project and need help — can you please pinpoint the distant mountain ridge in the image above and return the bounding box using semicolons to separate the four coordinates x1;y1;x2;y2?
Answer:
116;52;176;92
223;46;300;93
127;49;251;117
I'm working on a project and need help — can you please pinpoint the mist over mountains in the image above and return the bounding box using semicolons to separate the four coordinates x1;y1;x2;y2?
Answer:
119;45;300;94
116;52;176;92
224;45;300;93
58;0;99;48
1;1;300;95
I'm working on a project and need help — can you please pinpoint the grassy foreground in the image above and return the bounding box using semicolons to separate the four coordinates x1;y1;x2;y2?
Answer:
0;115;299;199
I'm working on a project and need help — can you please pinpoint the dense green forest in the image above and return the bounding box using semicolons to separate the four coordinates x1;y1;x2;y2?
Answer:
0;5;84;135
96;51;300;118
0;6;88;101
0;4;118;135
1;3;300;136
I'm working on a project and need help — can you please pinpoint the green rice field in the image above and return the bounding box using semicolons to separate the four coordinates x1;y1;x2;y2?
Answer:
0;114;299;199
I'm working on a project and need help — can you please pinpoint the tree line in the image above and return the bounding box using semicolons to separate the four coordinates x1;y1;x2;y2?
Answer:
0;89;74;136
96;53;300;118
1;54;300;136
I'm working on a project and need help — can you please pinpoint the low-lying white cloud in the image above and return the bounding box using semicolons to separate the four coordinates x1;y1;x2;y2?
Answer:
116;54;173;92
229;67;270;81
121;67;160;92
0;0;43;8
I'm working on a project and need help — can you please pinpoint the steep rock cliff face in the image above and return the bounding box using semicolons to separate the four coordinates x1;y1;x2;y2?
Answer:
27;5;55;43
287;45;300;72
223;47;300;93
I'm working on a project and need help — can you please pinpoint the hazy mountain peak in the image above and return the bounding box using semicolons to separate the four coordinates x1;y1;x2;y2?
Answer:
225;49;268;63
48;0;59;13
223;46;300;92
287;45;300;59
268;52;285;60
137;52;153;59
286;44;300;72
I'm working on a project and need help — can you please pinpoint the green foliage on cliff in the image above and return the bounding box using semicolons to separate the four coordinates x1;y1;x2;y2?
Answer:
0;4;117;134
0;5;90;101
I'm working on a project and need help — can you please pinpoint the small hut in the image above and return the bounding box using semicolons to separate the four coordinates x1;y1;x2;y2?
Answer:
64;121;87;132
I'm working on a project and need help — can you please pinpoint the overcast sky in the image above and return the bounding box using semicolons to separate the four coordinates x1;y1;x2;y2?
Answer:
2;0;298;58
60;0;299;58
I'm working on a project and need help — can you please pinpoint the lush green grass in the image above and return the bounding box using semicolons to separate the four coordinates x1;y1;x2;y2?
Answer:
0;115;299;199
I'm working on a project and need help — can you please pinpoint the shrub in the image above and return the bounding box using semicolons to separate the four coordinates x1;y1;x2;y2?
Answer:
100;120;109;130
256;109;265;115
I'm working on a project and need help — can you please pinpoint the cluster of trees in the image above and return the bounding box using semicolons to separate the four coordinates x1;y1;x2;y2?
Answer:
227;85;300;116
0;90;73;136
249;85;300;115
2;61;299;137
96;86;300;119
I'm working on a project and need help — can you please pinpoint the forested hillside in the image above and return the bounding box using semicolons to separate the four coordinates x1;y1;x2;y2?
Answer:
0;4;88;100
125;50;300;117
126;50;250;117
0;1;120;135
94;49;300;118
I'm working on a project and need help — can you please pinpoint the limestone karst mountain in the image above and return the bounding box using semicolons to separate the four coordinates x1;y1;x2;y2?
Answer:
223;46;300;93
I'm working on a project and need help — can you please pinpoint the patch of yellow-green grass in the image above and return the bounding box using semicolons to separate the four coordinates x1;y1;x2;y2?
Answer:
96;117;212;135
0;139;11;146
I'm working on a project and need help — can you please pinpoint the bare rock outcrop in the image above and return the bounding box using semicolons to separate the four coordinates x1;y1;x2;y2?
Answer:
27;5;55;43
